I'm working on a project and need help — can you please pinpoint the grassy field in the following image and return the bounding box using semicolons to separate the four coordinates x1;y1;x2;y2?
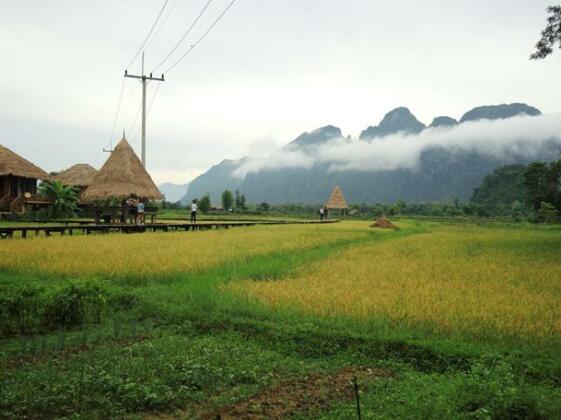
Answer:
1;220;560;419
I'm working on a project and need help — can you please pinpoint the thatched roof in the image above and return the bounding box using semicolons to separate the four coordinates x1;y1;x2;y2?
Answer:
81;138;162;201
325;185;348;209
54;164;97;187
0;144;50;180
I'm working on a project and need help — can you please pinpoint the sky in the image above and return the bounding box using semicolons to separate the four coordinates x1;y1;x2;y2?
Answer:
1;0;560;185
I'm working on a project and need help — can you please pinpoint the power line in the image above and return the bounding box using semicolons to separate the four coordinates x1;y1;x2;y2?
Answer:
144;0;182;52
163;0;237;74
152;0;213;73
126;0;170;70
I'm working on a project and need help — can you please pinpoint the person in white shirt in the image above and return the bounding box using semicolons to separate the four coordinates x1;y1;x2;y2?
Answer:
319;207;325;221
190;200;198;223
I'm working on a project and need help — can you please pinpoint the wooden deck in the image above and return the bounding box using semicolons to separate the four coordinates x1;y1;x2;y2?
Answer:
0;219;339;239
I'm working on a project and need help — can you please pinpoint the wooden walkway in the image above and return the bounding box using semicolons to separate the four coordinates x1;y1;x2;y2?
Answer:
0;220;338;239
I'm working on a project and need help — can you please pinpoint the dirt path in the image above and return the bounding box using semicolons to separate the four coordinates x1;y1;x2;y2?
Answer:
200;365;392;419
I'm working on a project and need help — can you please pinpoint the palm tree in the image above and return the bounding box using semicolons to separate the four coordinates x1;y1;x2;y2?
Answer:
39;180;80;219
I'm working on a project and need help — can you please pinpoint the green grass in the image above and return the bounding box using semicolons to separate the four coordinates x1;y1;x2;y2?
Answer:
1;220;560;419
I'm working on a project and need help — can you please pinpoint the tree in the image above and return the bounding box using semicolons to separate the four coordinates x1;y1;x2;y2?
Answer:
234;190;241;209
222;189;234;211
38;180;79;218
471;164;528;215
258;202;269;212
537;201;561;223
530;6;561;59
240;194;246;211
198;194;211;214
523;161;561;212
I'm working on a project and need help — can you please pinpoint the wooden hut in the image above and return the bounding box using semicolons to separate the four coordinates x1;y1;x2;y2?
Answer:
325;185;348;216
0;145;51;214
54;163;97;199
81;137;162;222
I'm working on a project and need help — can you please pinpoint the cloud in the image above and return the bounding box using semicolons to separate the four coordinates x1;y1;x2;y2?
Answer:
234;113;561;177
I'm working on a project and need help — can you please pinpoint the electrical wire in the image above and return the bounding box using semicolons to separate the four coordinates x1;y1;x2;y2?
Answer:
126;0;170;70
152;0;213;73
163;0;237;74
144;0;182;52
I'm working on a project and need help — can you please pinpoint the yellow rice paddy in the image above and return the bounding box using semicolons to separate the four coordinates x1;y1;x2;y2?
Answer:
0;223;366;278
229;224;561;342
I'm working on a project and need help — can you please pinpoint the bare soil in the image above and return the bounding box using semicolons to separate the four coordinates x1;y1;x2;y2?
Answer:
200;365;392;419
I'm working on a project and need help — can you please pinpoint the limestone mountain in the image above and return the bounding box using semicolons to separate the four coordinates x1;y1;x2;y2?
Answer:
359;107;425;140
460;103;541;123
429;116;458;128
181;102;553;204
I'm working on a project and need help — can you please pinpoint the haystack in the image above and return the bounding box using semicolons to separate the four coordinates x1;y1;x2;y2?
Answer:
370;216;400;230
0;145;50;180
54;164;97;188
81;138;162;201
325;185;348;210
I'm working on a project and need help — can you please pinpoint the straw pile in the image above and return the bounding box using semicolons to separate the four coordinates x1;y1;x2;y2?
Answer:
370;216;400;230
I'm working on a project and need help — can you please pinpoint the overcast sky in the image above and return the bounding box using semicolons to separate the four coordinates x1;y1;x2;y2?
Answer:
1;0;560;184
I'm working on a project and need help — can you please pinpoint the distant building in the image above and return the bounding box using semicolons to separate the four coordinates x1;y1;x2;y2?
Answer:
325;185;348;216
0;145;51;214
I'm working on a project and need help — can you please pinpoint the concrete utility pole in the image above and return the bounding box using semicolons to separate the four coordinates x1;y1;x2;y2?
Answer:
124;52;164;168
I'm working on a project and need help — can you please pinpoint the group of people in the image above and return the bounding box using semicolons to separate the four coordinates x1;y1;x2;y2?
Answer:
126;198;145;225
319;206;329;220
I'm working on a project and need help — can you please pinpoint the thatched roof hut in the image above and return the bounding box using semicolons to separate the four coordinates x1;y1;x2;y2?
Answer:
325;185;348;209
81;138;162;201
54;164;97;188
0;145;50;180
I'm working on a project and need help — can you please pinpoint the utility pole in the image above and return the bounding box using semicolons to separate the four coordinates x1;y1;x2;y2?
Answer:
124;52;164;168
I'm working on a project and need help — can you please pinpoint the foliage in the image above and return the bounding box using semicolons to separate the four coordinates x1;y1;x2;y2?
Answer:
38;180;79;218
257;202;270;212
159;200;183;210
198;194;211;213
524;160;561;212
530;5;561;59
537;201;561;223
221;189;234;210
471;164;529;215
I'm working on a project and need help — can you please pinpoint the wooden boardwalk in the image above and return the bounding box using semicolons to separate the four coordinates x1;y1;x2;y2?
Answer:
0;219;338;239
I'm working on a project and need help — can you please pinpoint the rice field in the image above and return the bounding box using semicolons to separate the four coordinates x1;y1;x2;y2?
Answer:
228;223;561;343
0;222;368;278
1;219;560;418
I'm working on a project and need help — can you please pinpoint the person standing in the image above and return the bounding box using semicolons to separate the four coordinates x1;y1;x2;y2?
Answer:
137;200;145;225
319;207;325;221
190;199;198;223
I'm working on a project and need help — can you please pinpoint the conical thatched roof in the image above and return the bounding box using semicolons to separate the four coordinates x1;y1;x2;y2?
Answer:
81;138;162;201
0;145;50;179
325;185;348;209
54;164;97;187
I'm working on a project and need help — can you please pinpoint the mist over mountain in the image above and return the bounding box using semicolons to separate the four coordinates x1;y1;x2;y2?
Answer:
159;182;190;202
182;103;559;204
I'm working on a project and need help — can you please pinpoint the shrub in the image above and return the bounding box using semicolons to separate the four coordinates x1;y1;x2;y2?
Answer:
43;280;110;330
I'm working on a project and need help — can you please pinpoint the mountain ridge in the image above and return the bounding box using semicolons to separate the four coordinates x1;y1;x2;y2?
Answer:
181;103;551;204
